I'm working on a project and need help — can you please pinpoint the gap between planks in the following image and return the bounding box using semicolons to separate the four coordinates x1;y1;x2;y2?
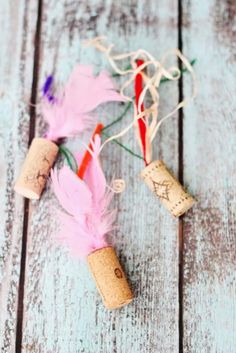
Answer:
15;1;43;352
178;0;184;352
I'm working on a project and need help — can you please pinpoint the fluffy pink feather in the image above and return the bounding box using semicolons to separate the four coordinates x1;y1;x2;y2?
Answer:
42;64;124;142
51;136;117;258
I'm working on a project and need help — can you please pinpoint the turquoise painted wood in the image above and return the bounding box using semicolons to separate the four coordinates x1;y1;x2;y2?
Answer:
0;2;38;352
0;1;235;353
182;1;236;352
21;1;179;353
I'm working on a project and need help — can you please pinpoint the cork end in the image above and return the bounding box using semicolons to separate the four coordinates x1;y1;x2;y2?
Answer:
14;137;58;200
87;246;133;310
104;296;133;310
172;196;196;217
14;184;40;200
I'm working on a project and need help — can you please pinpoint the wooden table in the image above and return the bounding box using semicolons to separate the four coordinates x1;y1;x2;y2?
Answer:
0;1;235;352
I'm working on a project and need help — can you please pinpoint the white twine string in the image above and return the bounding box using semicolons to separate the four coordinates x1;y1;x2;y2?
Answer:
84;37;197;162
107;179;126;193
81;140;126;193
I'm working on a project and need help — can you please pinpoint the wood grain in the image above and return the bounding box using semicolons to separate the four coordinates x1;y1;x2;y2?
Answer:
2;1;235;352
20;1;180;353
0;2;38;352
182;1;236;352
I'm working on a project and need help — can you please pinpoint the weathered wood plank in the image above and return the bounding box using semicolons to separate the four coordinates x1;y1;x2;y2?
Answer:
22;1;180;352
182;1;236;352
0;2;39;352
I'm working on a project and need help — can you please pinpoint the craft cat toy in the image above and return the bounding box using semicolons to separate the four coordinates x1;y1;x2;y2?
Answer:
86;37;197;217
14;65;123;199
135;59;195;217
51;134;133;309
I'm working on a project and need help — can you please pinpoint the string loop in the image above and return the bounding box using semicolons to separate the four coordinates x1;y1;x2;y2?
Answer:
84;37;197;160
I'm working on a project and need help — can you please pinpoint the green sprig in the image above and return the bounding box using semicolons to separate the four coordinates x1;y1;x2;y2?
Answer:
101;130;143;160
102;101;133;132
160;59;197;83
59;145;78;172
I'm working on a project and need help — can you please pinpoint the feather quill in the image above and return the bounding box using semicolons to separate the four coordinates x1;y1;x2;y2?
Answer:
51;135;116;258
41;64;124;142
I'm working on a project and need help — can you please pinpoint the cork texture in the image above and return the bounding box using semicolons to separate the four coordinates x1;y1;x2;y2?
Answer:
87;246;133;309
14;137;58;199
141;160;195;217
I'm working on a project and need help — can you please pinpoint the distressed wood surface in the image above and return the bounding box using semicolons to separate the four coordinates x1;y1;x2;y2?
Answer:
0;1;235;353
0;2;38;353
21;1;179;353
182;1;236;352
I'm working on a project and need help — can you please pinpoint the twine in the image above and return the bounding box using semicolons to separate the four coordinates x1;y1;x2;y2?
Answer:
84;37;197;161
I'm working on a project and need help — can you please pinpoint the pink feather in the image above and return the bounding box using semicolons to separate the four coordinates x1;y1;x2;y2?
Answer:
41;64;124;142
51;136;116;258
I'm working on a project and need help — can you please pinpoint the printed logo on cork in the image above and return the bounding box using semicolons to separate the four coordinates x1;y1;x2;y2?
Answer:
114;268;123;278
24;148;54;187
152;179;173;201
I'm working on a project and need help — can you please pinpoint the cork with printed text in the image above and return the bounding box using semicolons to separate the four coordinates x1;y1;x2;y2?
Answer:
14;137;58;200
87;246;133;309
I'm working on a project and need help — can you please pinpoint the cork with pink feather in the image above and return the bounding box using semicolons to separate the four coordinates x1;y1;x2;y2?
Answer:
51;136;133;309
15;65;124;199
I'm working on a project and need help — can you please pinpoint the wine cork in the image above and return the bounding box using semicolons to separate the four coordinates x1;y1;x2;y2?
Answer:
14;137;58;200
141;160;195;217
87;246;133;309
